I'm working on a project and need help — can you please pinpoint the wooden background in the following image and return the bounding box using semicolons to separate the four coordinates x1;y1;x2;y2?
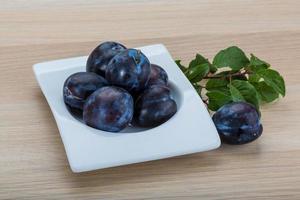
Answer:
1;0;300;199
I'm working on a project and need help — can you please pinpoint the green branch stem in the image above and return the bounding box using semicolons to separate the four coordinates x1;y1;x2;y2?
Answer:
203;70;249;80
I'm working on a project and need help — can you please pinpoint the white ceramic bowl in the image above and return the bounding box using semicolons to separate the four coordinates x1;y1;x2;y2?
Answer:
33;44;220;173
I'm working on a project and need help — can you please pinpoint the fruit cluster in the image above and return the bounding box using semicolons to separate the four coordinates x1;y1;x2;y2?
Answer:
63;42;177;132
176;46;285;145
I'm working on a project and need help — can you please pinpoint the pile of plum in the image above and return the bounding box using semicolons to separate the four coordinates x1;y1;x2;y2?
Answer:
63;41;177;132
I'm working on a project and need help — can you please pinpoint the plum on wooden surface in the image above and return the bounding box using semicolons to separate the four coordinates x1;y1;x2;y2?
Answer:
212;102;262;145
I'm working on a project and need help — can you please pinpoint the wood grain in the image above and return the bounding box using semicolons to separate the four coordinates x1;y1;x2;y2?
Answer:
1;0;300;199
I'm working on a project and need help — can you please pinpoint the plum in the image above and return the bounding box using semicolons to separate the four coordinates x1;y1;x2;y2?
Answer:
83;86;133;132
105;49;151;92
135;85;177;127
65;104;84;122
63;72;108;110
86;41;126;77
212;102;263;145
147;64;168;87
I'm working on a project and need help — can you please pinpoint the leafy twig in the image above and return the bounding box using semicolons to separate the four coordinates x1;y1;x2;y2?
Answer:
175;46;286;112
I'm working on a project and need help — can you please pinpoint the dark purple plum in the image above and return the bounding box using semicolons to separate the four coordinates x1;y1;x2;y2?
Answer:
212;102;263;145
63;72;108;110
147;64;168;87
105;49;151;92
135;85;177;127
65;104;83;122
86;41;126;77
83;86;133;132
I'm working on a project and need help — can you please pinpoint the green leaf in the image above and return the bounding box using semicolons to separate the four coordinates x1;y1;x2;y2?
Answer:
213;46;250;70
209;64;218;73
185;63;210;83
228;84;245;102
252;82;279;103
175;60;187;72
206;89;232;111
247;54;270;73
248;74;261;83
256;69;286;96
249;54;270;68
231;80;260;109
189;54;209;68
188;53;217;73
206;79;228;90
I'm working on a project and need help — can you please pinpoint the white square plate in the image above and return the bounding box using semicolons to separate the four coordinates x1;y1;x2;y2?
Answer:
33;44;220;173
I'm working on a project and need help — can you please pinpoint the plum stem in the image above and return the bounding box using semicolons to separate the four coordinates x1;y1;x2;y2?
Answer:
203;70;250;79
202;98;209;106
134;49;141;64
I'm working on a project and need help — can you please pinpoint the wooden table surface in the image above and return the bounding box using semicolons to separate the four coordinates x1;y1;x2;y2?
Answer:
1;0;300;199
